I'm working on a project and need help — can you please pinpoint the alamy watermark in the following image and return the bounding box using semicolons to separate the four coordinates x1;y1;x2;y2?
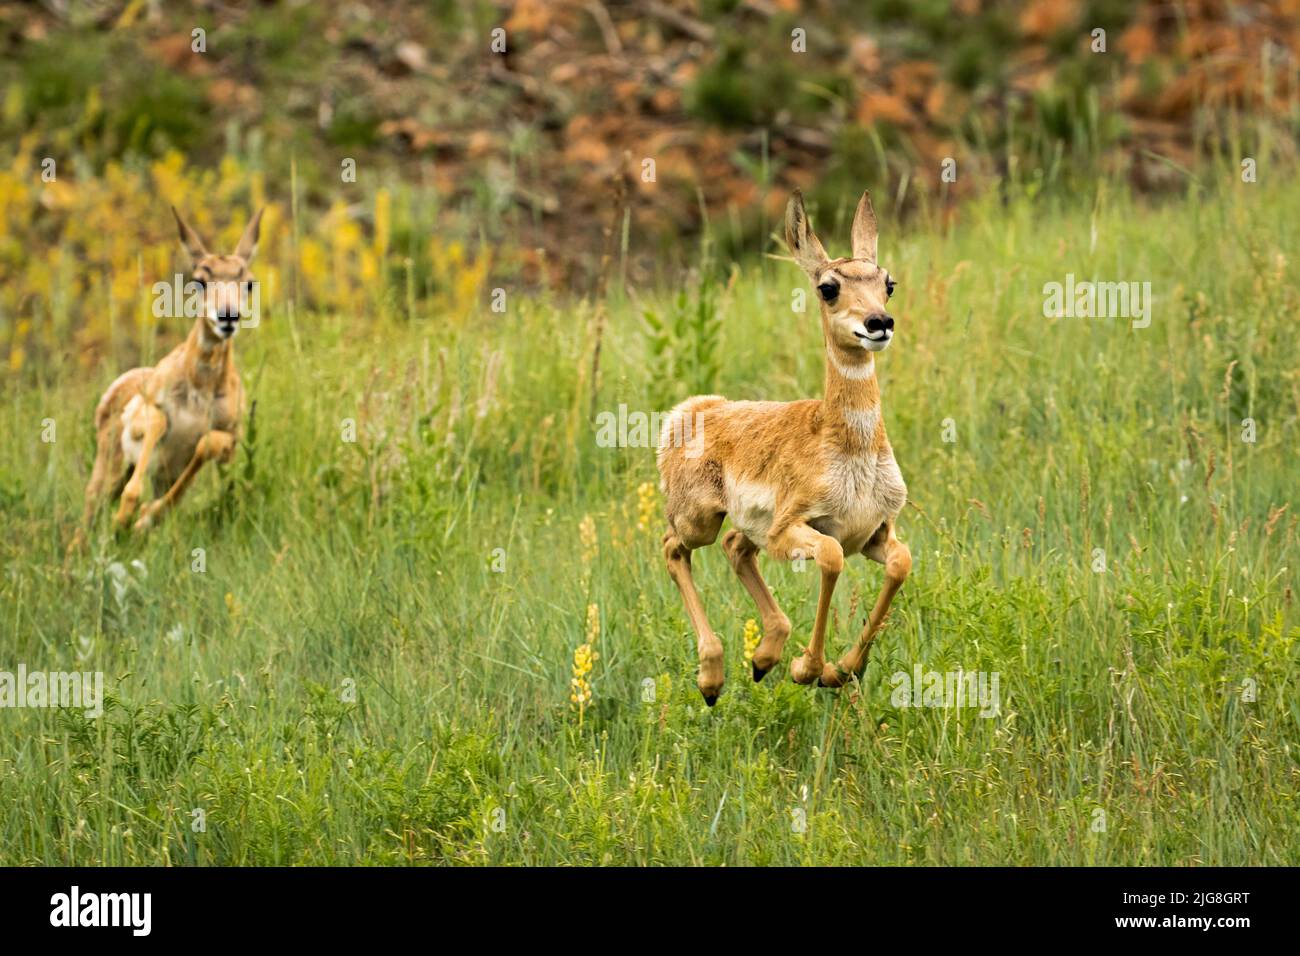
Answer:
1042;274;1151;329
152;274;261;327
890;665;1000;717
0;665;104;718
594;403;705;458
50;886;150;936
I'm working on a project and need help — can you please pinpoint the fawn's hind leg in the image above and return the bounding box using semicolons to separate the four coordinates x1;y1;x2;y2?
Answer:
663;512;725;705
69;431;132;554
721;529;791;681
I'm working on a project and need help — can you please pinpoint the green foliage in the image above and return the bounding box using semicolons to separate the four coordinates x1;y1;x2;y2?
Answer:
641;269;726;409
8;30;210;159
686;36;850;129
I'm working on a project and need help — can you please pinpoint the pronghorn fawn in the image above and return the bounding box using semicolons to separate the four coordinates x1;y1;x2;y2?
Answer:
658;188;911;704
70;207;263;551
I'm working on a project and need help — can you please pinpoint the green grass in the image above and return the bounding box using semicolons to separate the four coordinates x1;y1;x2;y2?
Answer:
1;178;1297;865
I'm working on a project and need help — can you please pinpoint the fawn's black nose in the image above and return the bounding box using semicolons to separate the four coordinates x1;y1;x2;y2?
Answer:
865;314;894;335
215;311;239;336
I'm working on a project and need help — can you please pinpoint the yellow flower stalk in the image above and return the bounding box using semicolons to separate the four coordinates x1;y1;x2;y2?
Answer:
570;603;600;720
636;481;657;533
742;618;760;663
578;514;598;568
372;188;391;262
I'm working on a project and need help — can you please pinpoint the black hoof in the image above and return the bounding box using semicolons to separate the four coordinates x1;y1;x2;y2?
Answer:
702;693;718;707
752;662;769;683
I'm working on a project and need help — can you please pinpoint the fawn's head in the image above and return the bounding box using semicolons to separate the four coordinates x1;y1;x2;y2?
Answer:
171;206;263;341
786;189;896;359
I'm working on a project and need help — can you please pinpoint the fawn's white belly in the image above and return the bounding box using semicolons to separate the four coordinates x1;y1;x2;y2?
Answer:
725;477;778;547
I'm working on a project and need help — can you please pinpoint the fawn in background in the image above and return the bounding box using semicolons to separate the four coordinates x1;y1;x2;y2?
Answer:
70;207;262;550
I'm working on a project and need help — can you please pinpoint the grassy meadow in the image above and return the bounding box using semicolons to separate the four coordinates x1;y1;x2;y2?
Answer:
1;175;1298;865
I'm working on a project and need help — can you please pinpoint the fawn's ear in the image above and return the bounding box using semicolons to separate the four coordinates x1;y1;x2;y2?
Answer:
785;190;829;279
234;207;264;263
171;206;210;263
850;190;878;263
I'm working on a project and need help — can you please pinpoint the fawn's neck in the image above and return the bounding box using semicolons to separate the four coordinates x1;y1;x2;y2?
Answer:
823;342;883;451
183;318;235;390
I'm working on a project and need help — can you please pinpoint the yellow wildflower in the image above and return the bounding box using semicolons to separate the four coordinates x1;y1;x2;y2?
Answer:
373;188;391;262
570;603;600;719
579;514;598;567
742;618;760;663
636;481;657;533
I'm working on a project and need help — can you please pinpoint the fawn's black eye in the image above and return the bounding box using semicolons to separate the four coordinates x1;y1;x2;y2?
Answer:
885;277;895;299
817;281;839;302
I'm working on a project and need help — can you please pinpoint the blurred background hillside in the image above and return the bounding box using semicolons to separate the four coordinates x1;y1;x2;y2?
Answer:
1;0;1298;369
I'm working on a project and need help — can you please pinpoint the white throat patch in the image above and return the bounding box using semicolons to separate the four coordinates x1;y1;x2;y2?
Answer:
827;345;875;381
843;405;880;439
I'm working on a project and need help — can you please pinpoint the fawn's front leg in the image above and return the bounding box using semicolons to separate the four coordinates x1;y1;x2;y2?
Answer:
114;402;167;529
767;521;843;685
819;525;911;688
134;429;236;531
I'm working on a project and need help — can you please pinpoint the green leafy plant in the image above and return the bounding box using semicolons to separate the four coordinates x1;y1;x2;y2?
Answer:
641;268;727;410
